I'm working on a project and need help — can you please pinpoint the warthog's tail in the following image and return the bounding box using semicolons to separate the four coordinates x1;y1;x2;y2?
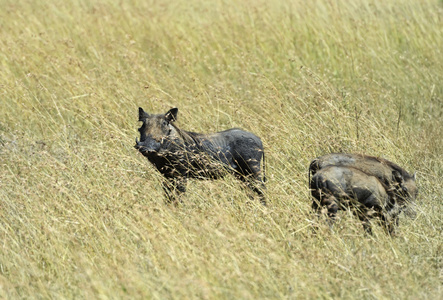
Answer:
308;158;319;188
262;152;267;182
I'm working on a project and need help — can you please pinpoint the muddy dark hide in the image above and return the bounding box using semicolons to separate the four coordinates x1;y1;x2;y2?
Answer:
135;107;266;204
310;166;401;235
309;153;418;218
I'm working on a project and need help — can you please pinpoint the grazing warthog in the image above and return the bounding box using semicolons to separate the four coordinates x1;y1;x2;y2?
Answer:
309;153;418;217
310;166;399;234
135;107;266;204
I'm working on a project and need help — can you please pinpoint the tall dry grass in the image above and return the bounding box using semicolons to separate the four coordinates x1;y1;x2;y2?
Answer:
0;0;442;298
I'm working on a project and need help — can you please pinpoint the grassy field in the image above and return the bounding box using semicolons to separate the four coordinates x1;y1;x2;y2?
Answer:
1;0;442;298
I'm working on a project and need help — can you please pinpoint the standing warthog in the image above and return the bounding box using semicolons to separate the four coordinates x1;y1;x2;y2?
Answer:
135;107;266;204
309;153;418;218
310;166;400;234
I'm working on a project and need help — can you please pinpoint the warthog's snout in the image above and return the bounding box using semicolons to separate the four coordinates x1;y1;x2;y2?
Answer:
134;138;148;154
134;137;161;154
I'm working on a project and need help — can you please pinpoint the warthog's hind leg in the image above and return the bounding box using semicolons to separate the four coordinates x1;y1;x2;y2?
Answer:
323;195;339;226
235;173;266;205
233;155;266;205
311;190;338;230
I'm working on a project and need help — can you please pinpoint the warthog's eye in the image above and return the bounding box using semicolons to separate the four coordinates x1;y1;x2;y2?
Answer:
402;186;409;195
160;120;172;136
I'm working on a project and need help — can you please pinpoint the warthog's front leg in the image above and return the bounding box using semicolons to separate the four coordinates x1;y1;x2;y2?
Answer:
162;177;187;204
381;204;402;236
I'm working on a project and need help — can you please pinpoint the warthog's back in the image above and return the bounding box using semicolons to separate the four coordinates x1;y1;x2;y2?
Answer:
310;153;393;184
311;165;389;208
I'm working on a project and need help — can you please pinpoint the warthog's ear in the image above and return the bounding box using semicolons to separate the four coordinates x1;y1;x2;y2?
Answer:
139;107;149;121
165;108;178;122
392;170;404;184
412;172;417;181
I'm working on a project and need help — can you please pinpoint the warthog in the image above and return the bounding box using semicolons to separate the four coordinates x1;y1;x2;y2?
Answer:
309;153;418;217
310;166;399;234
135;107;266;204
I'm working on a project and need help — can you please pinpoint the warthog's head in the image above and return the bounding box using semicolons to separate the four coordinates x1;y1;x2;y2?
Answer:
135;107;178;155
392;170;418;218
392;170;418;200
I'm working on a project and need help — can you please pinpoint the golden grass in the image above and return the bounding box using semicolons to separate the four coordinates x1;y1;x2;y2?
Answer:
0;0;442;298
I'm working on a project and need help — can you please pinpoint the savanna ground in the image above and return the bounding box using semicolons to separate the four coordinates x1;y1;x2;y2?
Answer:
0;0;442;298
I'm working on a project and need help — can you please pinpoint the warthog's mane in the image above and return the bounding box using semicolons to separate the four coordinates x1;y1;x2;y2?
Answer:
169;123;240;151
367;155;414;180
169;122;202;148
